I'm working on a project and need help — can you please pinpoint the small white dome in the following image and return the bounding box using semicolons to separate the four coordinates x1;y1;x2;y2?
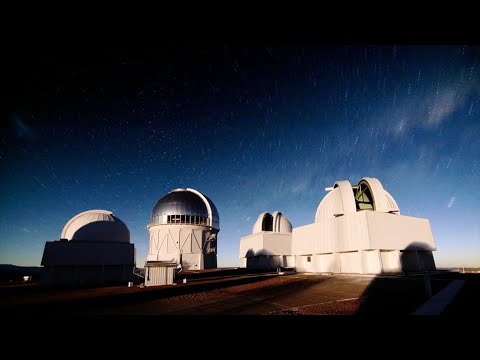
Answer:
252;212;268;234
272;211;293;233
61;209;130;243
252;211;292;234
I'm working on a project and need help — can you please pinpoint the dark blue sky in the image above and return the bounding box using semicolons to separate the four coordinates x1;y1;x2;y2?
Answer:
1;45;479;268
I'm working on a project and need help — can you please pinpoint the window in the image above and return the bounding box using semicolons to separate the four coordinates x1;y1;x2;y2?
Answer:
166;214;209;225
262;213;273;231
307;256;311;262
354;182;374;211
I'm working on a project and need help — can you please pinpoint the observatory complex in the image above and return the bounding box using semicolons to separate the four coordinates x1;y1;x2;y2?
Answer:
146;188;219;271
41;210;135;285
39;178;436;287
240;177;436;274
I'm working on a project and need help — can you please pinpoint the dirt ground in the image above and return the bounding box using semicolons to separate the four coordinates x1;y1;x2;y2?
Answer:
2;271;473;316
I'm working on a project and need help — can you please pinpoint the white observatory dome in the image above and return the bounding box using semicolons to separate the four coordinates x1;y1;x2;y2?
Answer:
315;177;400;222
252;211;292;234
60;209;130;243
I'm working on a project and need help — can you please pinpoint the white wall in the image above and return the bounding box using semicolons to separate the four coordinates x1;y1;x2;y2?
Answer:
293;212;370;255
293;222;331;255
336;212;370;252
240;232;292;257
293;212;435;255
149;253;180;263
148;224;217;270
362;250;382;274
313;254;322;272
182;253;202;270
296;255;314;272
284;255;296;267
148;225;207;255
339;251;361;273
317;253;335;272
365;212;436;251
263;233;292;255
381;250;402;272
239;233;265;258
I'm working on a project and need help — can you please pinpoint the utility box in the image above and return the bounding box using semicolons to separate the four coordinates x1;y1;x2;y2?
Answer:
144;261;176;287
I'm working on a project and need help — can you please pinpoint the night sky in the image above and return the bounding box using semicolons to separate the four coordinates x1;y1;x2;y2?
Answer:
2;45;479;268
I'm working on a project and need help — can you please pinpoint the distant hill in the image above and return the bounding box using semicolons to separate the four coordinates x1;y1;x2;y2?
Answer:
0;264;41;282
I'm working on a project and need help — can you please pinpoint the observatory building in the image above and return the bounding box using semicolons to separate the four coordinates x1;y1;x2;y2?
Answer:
146;188;219;271
41;210;136;285
240;177;436;274
239;211;294;269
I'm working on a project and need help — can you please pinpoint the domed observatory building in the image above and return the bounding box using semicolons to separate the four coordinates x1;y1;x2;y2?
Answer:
41;210;135;285
293;177;436;273
239;211;294;269
146;188;219;272
240;177;436;274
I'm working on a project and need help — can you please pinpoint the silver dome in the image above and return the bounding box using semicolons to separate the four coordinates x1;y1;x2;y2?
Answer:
150;188;220;229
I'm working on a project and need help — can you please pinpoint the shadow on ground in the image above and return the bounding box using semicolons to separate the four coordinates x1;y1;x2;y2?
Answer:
2;254;479;316
355;242;479;315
